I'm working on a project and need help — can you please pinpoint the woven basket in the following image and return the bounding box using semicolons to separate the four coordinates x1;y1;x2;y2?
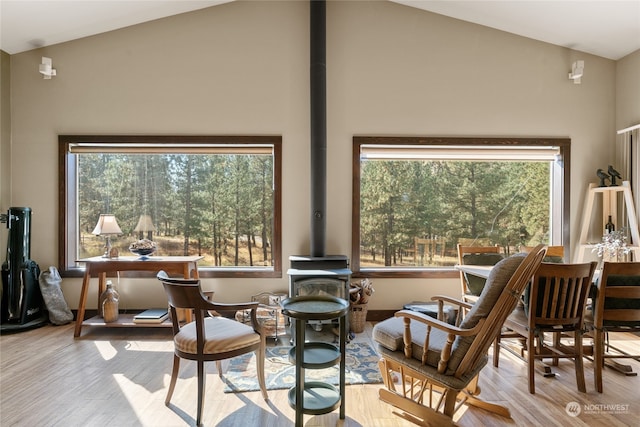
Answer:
349;303;368;333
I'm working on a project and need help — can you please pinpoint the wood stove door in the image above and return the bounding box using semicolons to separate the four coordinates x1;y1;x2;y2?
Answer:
293;277;348;299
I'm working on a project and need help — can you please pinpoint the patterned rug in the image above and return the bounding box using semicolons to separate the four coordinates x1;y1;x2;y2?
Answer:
222;342;383;393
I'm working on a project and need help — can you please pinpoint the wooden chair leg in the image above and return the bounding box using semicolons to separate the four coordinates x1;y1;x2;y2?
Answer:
442;389;458;418
552;332;561;366
165;354;180;405
535;337;555;378
256;346;268;400
594;329;604;393
216;360;223;378
196;359;205;427
574;331;586;393
493;335;501;367
518;337;527;358
528;333;536;394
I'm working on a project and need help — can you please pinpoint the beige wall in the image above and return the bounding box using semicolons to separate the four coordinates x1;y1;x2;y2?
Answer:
616;48;640;130
1;50;10;263
3;1;632;310
1;50;10;214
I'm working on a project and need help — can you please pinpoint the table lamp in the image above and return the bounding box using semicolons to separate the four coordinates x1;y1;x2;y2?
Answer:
92;214;122;258
133;214;156;240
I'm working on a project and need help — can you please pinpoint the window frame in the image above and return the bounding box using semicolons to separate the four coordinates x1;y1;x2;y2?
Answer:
59;135;282;279
351;136;571;279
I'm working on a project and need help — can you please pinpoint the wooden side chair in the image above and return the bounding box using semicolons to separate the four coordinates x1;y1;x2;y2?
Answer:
373;245;546;425
457;244;504;305
494;261;597;394
157;271;268;426
584;261;640;393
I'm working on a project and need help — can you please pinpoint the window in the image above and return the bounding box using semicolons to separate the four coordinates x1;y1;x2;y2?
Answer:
351;136;570;278
59;135;282;278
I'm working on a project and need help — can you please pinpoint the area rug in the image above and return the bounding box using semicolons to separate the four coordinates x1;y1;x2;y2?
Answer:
222;342;383;393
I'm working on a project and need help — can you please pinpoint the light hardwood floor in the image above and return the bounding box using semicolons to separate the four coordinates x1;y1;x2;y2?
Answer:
1;322;639;426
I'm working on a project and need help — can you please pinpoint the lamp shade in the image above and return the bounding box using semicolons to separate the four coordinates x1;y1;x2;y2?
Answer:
92;214;122;236
133;214;156;233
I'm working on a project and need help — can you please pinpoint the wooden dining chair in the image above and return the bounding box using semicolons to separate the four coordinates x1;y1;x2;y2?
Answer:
494;261;597;394
521;245;566;263
493;245;567;367
157;271;268;426
584;261;640;393
373;245;546;425
457;244;504;305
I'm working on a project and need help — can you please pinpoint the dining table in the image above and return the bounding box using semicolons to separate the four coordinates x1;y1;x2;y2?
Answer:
456;262;603;283
454;264;493;279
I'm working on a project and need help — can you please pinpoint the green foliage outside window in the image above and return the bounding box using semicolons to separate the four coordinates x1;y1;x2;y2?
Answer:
78;153;274;268
359;160;550;267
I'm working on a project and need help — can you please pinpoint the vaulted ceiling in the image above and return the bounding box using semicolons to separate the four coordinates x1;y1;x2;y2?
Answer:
1;1;639;60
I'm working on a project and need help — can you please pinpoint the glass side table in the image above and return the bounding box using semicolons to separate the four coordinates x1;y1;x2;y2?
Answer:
234;291;288;342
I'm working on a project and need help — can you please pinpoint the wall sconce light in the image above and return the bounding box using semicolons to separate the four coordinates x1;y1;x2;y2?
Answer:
92;214;122;258
568;60;584;84
39;57;57;79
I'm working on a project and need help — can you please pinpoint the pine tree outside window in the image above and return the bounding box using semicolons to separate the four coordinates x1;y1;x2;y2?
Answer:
352;136;570;278
59;135;282;278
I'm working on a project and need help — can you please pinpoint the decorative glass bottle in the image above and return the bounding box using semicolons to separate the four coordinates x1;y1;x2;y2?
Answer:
100;280;119;322
605;215;615;234
102;292;119;323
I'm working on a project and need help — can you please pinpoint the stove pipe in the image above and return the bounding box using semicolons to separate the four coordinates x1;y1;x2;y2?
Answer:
310;0;326;257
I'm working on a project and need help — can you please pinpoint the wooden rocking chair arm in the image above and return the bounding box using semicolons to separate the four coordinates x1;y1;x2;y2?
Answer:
430;295;474;310
394;310;478;337
395;310;484;373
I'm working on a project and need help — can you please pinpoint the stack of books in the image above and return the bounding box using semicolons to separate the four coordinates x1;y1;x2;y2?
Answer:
133;308;169;324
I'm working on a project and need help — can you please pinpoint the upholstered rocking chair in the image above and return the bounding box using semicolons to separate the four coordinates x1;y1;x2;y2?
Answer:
373;245;546;426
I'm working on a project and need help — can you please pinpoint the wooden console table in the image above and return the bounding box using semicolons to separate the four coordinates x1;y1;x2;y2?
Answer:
74;255;203;337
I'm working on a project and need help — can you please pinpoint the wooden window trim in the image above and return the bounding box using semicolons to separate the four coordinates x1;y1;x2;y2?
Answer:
351;136;570;279
58;135;282;279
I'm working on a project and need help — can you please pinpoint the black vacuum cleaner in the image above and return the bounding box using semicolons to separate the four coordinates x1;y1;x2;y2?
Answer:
1;207;47;333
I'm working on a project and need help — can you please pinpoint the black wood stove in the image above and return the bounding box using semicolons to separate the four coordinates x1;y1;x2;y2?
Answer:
288;255;351;332
287;1;351;339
